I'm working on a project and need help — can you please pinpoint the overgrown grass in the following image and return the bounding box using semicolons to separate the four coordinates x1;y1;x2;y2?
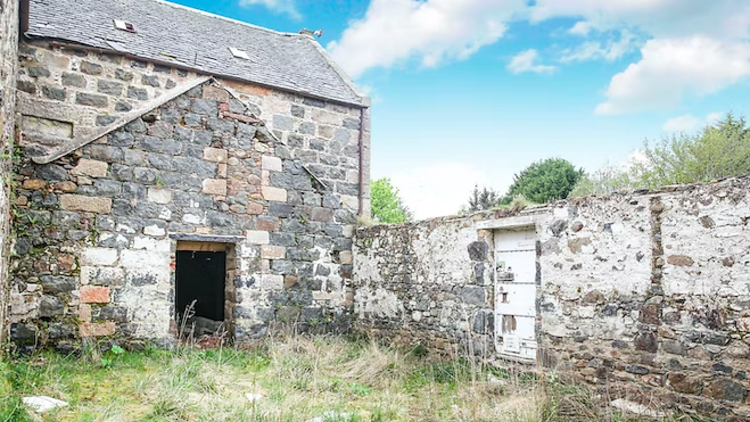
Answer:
0;336;720;422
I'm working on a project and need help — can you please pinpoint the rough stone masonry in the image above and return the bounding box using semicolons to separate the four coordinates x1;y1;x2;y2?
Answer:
354;177;750;420
9;36;370;352
0;0;20;349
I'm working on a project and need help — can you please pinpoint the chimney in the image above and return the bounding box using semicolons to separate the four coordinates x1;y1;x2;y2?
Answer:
299;28;324;38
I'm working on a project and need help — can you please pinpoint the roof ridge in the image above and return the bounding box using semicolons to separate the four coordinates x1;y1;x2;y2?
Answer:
303;37;370;106
149;0;303;39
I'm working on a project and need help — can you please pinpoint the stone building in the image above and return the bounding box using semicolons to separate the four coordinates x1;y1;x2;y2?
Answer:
6;0;371;351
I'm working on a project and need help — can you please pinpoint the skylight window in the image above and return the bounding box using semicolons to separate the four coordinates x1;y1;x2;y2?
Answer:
229;47;249;60
113;20;136;33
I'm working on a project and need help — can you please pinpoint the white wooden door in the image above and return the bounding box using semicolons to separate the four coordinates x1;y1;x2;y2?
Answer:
494;229;537;361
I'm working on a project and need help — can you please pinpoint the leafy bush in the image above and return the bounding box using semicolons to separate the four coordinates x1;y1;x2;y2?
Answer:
571;113;750;197
503;158;584;204
370;178;412;223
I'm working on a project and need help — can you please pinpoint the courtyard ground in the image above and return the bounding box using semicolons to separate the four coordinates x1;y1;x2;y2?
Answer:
0;335;712;422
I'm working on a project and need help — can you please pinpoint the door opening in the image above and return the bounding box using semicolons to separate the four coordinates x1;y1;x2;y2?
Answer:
494;228;538;362
175;241;230;337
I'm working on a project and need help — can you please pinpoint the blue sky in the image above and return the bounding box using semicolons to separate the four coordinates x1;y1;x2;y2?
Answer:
174;0;750;219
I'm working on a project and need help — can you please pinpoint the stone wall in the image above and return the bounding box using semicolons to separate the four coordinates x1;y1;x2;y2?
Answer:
353;209;537;355
353;177;750;419
0;0;20;347
10;40;369;352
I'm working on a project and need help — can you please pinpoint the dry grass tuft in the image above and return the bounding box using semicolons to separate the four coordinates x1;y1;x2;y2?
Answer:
0;334;715;422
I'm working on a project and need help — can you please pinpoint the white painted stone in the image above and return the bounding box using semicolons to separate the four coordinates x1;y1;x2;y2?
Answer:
144;224;166;236
412;311;422;322
80;266;125;286
261;155;282;172
246;230;270;244
115;222;137;234
119;249;170;269
261;274;283;290
183;213;203;224
148;188;172;204
80;247;118;266
159;206;172;221
133;236;171;252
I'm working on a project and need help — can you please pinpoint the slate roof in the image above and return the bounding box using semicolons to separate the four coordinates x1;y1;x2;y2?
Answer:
25;0;367;107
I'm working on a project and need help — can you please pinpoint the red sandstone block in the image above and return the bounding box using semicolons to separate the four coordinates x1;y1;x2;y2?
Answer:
79;322;115;337
80;286;110;303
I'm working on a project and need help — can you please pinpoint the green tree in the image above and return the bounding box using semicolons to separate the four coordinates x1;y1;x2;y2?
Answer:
370;178;411;223
503;158;584;204
460;185;501;214
636;112;750;187
569;112;750;197
569;164;641;197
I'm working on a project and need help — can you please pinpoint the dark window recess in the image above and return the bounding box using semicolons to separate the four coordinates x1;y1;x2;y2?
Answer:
175;251;226;321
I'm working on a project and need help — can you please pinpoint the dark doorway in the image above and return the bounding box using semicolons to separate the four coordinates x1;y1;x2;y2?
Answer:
175;250;226;321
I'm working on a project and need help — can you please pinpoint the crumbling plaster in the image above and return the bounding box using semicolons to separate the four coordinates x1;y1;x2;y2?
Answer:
354;177;750;418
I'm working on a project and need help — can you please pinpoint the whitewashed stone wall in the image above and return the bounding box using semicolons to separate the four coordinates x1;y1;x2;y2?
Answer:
354;177;750;419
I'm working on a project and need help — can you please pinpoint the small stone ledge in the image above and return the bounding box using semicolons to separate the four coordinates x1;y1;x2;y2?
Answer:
168;233;245;243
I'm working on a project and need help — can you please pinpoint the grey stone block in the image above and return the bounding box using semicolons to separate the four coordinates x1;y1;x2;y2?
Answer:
40;275;76;293
80;61;103;75
39;295;65;318
98;80;123;95
192;99;219;116
89;145;123;163
76;92;108;107
115;68;134;81
42;85;66;101
141;74;160;87
127;86;148;100
62;72;87;87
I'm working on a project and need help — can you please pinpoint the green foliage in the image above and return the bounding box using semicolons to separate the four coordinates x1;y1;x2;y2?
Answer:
569;165;641;197
503;158;584;204
570;113;750;197
370;178;411;223
636;112;750;187
461;185;501;213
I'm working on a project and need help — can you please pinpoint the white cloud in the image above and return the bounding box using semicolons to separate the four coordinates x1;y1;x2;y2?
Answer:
561;30;639;63
663;114;701;132
327;0;750;113
390;162;489;220
663;112;724;132
596;37;750;115
239;0;300;19
327;0;526;78
706;112;723;125
569;21;592;36
533;0;750;40
508;49;555;74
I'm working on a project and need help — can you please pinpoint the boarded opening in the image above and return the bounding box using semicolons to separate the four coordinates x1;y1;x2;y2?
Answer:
175;241;229;327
